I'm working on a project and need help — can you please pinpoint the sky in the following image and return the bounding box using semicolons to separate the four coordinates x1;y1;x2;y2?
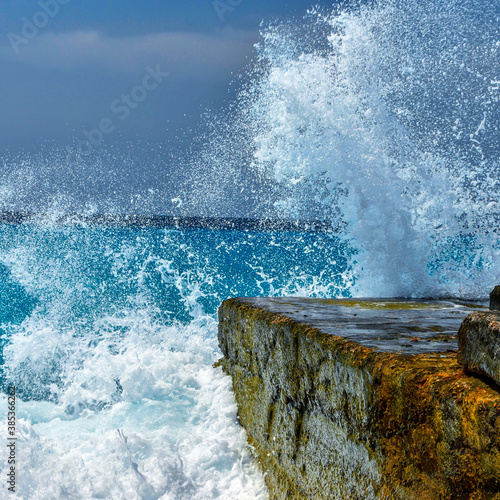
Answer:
0;0;343;215
0;0;334;153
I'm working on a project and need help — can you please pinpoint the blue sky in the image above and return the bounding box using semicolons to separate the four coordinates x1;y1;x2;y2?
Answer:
0;0;335;152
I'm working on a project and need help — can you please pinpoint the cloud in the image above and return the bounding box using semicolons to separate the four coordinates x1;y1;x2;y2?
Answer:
0;28;258;79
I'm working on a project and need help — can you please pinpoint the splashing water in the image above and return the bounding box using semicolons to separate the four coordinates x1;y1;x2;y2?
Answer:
189;0;499;298
0;223;350;498
0;1;499;498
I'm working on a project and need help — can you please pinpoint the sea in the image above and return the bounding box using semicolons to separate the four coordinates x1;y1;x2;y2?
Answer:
1;0;499;498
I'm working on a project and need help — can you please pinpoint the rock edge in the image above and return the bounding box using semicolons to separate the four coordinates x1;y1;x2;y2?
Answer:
218;298;500;500
458;311;500;386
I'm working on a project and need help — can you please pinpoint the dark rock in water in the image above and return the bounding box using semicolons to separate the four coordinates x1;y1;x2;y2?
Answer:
490;286;500;311
458;311;500;386
218;297;500;500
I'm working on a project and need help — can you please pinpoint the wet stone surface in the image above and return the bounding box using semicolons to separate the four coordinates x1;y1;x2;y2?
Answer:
458;311;500;385
239;297;488;354
218;297;500;499
491;286;500;311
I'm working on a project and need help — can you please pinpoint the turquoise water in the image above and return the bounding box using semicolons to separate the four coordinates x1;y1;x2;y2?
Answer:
1;0;499;497
0;222;492;499
0;222;351;498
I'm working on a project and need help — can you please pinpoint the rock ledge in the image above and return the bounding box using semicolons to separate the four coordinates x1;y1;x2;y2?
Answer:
458;311;500;386
218;297;500;500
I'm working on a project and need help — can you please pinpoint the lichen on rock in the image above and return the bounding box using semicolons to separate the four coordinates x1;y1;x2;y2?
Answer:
458;311;500;386
218;297;500;499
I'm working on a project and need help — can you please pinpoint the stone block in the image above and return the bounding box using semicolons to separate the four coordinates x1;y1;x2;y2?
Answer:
458;311;500;386
491;286;500;311
218;297;500;499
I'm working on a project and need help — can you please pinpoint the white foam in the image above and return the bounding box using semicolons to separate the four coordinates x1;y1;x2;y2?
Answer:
0;317;268;499
235;1;500;299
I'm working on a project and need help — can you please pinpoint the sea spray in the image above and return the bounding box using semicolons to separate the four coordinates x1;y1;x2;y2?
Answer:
0;222;349;498
0;0;499;498
186;0;499;298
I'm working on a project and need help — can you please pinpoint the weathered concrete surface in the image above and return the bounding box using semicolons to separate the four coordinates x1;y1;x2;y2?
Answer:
458;311;500;386
218;297;500;500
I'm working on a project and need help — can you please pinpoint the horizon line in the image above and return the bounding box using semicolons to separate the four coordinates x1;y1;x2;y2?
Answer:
0;211;338;233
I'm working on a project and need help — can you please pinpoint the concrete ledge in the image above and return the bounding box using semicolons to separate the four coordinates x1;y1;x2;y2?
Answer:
218;298;500;500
